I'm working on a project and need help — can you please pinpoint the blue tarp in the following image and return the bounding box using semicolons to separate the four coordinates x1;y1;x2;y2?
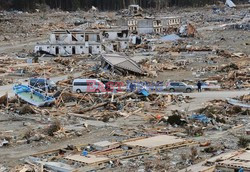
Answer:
190;114;210;123
161;34;181;42
139;89;150;97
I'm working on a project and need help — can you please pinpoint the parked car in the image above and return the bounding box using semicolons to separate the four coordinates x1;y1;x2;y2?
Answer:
165;82;193;93
72;79;106;93
29;78;57;92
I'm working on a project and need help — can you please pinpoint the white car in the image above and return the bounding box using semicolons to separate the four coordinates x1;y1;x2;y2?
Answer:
72;79;106;93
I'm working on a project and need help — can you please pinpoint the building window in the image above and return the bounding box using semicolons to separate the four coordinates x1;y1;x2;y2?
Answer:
55;35;59;40
47;46;49;49
97;46;99;48
85;35;89;41
80;46;83;49
64;46;66;49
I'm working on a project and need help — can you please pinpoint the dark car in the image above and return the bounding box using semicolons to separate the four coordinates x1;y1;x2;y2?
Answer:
165;82;193;93
29;78;57;92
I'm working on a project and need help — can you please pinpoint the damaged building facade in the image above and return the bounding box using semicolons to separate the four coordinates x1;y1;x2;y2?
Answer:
34;28;129;56
125;16;181;34
101;28;129;52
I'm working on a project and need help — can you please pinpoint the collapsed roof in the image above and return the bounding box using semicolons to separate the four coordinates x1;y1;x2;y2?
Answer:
101;54;144;75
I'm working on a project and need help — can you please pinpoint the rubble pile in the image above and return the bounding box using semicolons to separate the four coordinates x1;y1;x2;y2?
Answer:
0;91;191;148
208;60;250;89
140;58;179;73
197;99;250;121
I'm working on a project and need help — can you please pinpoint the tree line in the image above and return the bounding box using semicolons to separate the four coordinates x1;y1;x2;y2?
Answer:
0;0;248;11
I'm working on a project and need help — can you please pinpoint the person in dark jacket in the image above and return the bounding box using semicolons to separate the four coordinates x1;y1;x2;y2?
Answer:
197;81;202;92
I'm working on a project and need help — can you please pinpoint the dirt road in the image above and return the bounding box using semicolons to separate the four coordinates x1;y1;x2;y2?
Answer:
0;37;47;54
167;90;249;112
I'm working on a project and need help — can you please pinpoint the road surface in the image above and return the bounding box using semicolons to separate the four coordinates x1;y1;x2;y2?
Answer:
0;37;47;54
167;90;249;112
1;75;249;112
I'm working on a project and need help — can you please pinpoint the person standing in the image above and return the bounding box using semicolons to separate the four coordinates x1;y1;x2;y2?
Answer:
197;81;202;92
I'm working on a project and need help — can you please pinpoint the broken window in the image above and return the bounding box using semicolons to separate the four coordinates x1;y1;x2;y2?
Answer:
72;35;77;41
97;35;100;42
72;46;76;54
55;47;59;54
55;34;59;41
117;30;128;38
85;35;89;41
117;32;122;38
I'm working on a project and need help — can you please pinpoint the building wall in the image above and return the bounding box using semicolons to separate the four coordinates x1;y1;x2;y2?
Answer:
35;44;89;56
87;33;100;42
116;18;128;27
162;18;181;27
137;19;153;28
120;41;129;49
103;31;118;40
137;27;154;34
103;43;114;52
89;44;101;54
36;30;128;56
75;34;85;42
50;33;72;44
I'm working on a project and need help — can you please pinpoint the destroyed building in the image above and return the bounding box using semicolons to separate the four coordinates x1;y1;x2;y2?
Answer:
35;28;130;56
125;17;181;34
35;30;102;56
101;54;144;75
101;28;129;52
2;1;250;172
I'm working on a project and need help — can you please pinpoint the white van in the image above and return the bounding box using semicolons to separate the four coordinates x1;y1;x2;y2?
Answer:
72;79;106;93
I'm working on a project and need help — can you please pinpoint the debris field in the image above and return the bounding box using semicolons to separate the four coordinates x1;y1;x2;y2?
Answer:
0;2;250;172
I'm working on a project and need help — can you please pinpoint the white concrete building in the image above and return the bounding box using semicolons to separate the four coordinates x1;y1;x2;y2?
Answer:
101;28;129;52
35;30;102;56
126;16;181;34
35;28;129;56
